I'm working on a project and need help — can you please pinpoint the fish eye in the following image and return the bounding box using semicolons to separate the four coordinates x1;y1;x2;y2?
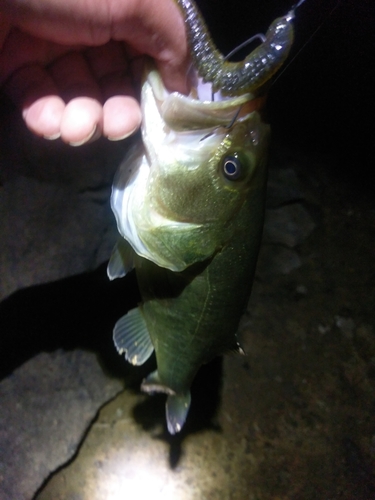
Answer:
222;155;242;180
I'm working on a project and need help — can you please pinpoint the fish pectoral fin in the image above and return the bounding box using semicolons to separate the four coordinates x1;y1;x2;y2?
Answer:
107;239;135;280
113;308;154;366
166;392;192;435
227;339;246;356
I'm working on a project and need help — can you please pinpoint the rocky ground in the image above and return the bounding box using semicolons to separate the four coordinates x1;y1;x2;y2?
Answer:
1;114;374;499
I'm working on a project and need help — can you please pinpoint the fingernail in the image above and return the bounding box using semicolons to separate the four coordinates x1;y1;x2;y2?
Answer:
68;125;98;147
107;127;139;142
43;132;61;140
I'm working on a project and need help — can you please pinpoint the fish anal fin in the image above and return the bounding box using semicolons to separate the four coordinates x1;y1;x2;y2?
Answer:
141;371;191;434
107;239;135;280
166;392;191;435
141;370;175;396
113;308;154;366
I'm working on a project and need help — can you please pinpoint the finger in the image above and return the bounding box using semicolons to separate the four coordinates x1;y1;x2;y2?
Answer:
60;97;103;145
0;28;76;87
0;1;111;46
84;41;136;100
48;51;102;103
24;96;65;139
103;95;142;140
48;52;104;144
3;64;65;138
85;42;142;140
111;0;190;94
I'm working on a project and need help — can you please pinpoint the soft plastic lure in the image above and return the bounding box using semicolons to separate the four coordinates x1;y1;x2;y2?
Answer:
175;0;297;96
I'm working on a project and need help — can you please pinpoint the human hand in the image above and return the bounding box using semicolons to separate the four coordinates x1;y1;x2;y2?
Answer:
0;0;189;145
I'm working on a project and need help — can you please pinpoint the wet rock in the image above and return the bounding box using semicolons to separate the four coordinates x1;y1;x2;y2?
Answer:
256;244;302;277
256;202;316;277
0;175;119;302
258;168;316;277
335;316;356;339
263;204;316;248
0;349;123;500
295;285;308;296
0;102;127;190
266;168;304;208
0;102;130;302
356;324;374;342
36;390;243;500
318;324;331;335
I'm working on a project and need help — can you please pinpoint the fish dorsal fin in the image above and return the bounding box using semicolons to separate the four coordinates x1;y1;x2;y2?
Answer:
107;239;135;280
113;308;154;366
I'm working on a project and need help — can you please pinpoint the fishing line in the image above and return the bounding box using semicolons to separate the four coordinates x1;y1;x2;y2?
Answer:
210;0;310;101
270;0;341;87
293;0;308;9
223;34;266;62
208;0;339;125
222;0;307;64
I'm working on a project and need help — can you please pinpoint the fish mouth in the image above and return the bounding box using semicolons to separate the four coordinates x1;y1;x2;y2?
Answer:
146;64;266;132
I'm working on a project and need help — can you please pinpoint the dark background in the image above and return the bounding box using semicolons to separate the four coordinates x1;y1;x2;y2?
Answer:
197;0;374;193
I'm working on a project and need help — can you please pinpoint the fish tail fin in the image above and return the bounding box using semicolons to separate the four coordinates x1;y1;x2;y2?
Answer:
113;307;154;365
166;392;191;435
141;371;191;434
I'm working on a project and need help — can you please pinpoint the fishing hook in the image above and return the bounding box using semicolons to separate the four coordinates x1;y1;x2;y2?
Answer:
200;105;242;142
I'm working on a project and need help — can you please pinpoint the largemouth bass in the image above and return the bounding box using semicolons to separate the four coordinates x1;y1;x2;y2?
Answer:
108;0;296;434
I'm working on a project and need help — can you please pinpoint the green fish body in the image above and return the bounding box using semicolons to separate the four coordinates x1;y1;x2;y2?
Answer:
108;1;295;433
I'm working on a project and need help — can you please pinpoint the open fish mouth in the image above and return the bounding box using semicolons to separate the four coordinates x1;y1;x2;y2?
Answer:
145;65;265;132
